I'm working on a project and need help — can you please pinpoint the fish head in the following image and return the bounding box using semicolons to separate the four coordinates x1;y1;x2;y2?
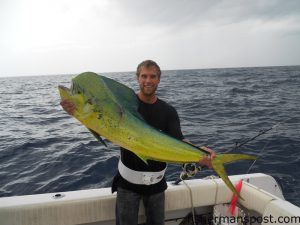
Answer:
70;72;110;108
59;72;113;119
58;84;91;118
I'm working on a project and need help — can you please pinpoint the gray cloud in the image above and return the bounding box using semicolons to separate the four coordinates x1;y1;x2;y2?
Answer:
115;0;300;28
1;0;299;76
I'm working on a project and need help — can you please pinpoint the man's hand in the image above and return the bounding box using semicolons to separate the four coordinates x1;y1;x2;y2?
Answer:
182;139;216;169
199;146;216;169
60;100;76;115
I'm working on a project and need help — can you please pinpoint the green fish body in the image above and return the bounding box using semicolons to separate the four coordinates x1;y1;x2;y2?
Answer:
58;72;256;199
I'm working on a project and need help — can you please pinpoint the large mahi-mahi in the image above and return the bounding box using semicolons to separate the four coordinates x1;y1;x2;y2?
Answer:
58;72;256;199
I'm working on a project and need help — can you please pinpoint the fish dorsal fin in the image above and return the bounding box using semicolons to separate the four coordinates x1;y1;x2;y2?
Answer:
100;76;144;120
88;128;107;147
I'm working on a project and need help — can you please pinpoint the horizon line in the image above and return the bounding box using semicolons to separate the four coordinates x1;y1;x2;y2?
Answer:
1;64;299;78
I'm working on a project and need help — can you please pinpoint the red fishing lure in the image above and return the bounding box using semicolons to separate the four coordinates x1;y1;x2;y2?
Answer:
229;179;243;215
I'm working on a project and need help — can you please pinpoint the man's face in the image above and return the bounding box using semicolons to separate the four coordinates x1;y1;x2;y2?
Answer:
137;66;160;96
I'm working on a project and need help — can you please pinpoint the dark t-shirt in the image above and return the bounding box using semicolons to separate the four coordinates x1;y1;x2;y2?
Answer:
111;96;184;195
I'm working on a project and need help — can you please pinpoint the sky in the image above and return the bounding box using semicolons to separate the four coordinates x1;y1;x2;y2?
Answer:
1;0;300;77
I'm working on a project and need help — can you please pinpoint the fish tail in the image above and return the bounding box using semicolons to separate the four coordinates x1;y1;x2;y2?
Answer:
211;154;256;200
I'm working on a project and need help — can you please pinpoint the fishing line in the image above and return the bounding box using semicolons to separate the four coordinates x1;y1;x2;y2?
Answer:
174;117;294;185
231;117;294;173
246;140;270;174
224;116;293;154
181;179;197;225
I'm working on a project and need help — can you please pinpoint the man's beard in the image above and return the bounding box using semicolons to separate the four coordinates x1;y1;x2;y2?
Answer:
140;85;157;96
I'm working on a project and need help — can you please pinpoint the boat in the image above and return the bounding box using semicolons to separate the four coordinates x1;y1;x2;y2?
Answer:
0;173;299;225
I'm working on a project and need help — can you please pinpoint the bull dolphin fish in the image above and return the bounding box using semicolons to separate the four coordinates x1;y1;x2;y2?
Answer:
58;72;256;199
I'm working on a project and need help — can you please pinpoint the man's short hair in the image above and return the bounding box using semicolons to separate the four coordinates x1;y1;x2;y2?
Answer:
136;60;161;77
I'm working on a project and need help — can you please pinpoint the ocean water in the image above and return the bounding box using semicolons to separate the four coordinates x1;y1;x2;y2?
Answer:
0;66;299;207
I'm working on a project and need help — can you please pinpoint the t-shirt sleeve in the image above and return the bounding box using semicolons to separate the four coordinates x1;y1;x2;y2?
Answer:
166;106;184;140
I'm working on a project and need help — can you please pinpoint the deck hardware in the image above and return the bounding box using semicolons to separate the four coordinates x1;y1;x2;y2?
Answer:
53;193;65;199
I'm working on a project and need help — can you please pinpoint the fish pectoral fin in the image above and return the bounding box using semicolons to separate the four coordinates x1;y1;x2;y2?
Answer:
87;128;107;147
135;153;149;165
212;154;256;200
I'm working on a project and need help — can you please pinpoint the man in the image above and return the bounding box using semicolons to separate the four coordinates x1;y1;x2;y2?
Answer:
111;60;215;225
60;60;216;225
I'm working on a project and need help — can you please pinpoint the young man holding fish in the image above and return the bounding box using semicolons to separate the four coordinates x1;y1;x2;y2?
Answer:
60;60;216;225
111;60;216;225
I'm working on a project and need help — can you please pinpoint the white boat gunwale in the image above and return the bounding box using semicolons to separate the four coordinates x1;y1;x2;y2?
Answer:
0;173;299;225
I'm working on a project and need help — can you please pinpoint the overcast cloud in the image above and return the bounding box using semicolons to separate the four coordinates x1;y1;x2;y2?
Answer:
0;0;299;77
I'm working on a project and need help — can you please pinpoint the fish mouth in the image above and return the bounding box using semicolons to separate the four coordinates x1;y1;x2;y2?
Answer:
58;85;72;95
58;85;70;92
58;85;72;100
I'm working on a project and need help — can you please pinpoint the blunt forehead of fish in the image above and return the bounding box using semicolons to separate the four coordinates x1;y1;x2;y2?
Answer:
71;80;82;94
70;79;92;99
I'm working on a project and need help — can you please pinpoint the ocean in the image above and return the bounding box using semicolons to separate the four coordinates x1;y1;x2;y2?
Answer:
0;66;299;207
